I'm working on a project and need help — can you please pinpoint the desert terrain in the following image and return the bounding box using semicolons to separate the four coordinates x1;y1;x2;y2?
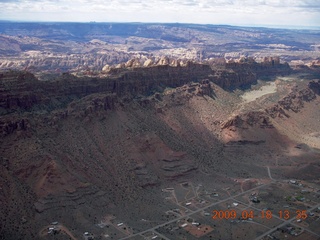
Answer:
0;22;319;240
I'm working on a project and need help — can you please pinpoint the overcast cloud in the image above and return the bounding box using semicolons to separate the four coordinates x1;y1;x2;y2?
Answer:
0;0;319;28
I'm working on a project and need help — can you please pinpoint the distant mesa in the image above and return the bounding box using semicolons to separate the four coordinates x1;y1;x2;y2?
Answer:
102;56;191;73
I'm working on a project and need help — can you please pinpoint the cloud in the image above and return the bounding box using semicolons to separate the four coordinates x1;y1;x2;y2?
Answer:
0;0;319;27
1;0;320;9
0;0;17;1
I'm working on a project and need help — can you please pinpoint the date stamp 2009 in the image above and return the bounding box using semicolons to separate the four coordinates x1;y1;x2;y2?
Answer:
212;209;308;220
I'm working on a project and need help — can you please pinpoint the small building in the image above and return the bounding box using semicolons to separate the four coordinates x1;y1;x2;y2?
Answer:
181;223;188;228
289;180;297;184
251;197;260;203
48;226;60;235
186;202;192;206
83;232;94;240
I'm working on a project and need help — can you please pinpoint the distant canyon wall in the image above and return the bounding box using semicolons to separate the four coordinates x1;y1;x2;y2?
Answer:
0;58;292;111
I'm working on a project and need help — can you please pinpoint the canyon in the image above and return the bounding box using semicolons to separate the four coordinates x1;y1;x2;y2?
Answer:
0;22;320;240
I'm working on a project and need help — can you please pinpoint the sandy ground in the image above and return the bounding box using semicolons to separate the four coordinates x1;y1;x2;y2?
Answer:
242;82;277;102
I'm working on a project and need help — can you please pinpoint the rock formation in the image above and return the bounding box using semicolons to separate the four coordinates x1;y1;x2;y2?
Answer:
309;80;320;95
265;86;317;119
221;111;274;129
0;58;292;114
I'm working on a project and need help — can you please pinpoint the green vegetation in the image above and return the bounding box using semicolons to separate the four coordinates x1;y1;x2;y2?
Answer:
296;195;305;201
285;196;292;201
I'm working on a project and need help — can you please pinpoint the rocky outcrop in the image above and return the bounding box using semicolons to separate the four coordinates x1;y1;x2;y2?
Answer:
66;93;117;118
277;87;316;113
0;58;292;114
143;59;153;67
266;84;317;119
102;64;111;73
0;118;29;136
225;57;292;86
309;80;320;95
221;111;274;129
157;56;169;66
211;69;257;90
265;104;289;118
154;80;214;109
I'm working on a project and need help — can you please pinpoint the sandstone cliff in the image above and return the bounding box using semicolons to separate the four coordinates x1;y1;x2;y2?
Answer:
0;58;292;112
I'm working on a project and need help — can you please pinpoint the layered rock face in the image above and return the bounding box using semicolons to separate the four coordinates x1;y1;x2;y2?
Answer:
0;58;291;112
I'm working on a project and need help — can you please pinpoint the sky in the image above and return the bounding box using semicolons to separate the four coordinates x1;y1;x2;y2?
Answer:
0;0;319;28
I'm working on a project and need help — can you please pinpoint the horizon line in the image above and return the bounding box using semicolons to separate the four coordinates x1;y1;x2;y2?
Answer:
0;19;319;31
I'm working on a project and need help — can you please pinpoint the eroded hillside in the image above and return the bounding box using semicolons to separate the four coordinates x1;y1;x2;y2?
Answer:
0;59;319;240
